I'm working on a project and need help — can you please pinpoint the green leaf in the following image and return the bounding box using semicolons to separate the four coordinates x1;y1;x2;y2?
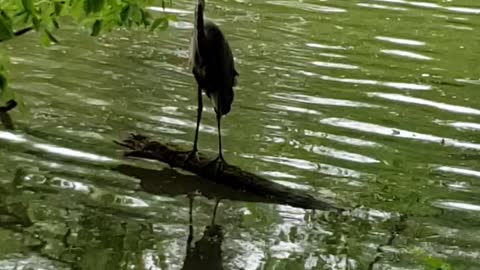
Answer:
92;0;105;13
130;5;142;25
12;11;28;29
23;12;30;23
70;0;83;18
52;17;59;29
14;10;28;18
91;20;101;36
22;0;34;14
40;29;57;47
149;17;168;32
54;2;63;16
0;11;13;42
84;0;105;15
140;8;152;26
423;256;453;270
120;5;130;23
32;16;40;30
44;29;58;43
83;0;91;15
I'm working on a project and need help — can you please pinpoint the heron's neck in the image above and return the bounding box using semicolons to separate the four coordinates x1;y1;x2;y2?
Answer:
195;1;205;40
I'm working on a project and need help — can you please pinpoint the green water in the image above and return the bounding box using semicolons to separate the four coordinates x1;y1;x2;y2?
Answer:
1;0;480;269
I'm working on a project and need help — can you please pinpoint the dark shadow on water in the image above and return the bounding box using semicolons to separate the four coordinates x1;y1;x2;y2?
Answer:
114;164;289;205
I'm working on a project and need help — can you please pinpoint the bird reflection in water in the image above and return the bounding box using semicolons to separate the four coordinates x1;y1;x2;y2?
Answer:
114;161;333;269
182;196;224;270
114;163;284;269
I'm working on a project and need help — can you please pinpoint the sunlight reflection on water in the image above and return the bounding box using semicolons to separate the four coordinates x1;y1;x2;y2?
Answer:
320;117;480;150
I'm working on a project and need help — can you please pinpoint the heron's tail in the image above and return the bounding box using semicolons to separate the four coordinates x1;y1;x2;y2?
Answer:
211;90;234;115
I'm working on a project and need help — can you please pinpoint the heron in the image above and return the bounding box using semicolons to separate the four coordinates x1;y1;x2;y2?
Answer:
187;0;239;172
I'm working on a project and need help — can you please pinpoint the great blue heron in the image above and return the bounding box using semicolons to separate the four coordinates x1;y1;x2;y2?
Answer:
187;0;239;171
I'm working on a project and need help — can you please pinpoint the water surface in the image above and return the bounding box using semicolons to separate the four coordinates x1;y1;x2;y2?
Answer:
1;0;480;269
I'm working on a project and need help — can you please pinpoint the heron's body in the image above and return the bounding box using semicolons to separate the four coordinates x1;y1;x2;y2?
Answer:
190;21;238;115
187;0;238;167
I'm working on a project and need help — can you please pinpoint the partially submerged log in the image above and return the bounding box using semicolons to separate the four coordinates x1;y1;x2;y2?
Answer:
115;134;341;211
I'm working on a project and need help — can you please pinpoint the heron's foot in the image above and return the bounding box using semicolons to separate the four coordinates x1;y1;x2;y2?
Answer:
182;149;200;166
205;155;227;176
186;190;201;200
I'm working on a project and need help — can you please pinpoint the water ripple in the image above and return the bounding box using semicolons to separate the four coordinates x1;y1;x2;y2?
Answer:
267;103;322;115
33;143;114;162
370;0;480;15
312;61;360;69
299;72;432;90
260;171;300;179
456;78;480;85
0;131;113;162
266;1;347;13
271;93;380;108
50;177;92;193
368;92;480;115
436;166;480;179
258;155;366;179
147;6;192;14
306;43;349;50
446;6;480;15
304;130;382;148
434;201;480;212
439;121;480;131
306;144;380;164
260;155;317;171
0;131;28;143
445;24;474;31
148;115;218;134
375;36;426;46
320;117;480;150
357;2;408;11
381;49;432;60
318;53;347;58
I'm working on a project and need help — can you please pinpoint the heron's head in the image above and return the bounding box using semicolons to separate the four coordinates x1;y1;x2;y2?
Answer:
197;0;205;7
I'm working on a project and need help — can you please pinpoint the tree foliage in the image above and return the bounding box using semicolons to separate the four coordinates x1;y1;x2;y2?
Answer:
0;0;173;107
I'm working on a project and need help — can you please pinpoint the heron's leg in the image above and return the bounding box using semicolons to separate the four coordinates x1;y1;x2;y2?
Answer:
216;111;224;162
205;111;226;174
192;86;203;153
211;199;221;225
184;86;203;163
186;194;194;252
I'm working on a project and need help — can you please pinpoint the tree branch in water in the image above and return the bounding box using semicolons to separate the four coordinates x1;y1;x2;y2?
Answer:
114;134;341;211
